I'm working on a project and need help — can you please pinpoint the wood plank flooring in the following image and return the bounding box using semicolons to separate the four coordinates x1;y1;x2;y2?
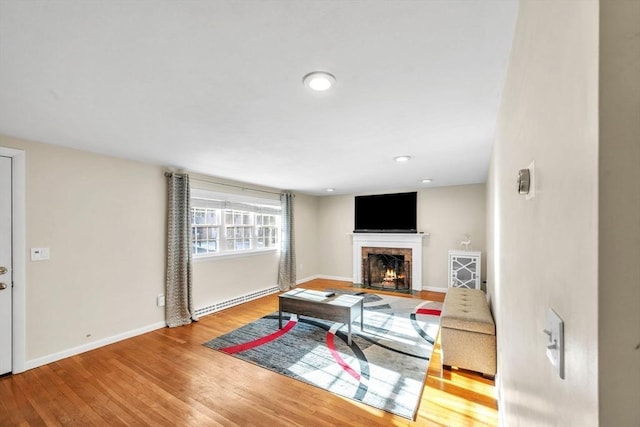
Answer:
0;279;498;426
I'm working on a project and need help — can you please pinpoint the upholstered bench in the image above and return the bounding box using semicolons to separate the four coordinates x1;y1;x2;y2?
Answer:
440;288;496;378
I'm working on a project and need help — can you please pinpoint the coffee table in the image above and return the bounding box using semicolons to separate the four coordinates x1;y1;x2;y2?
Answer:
278;288;364;345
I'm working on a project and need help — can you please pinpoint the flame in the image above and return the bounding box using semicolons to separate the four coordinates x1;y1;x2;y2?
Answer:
383;268;397;281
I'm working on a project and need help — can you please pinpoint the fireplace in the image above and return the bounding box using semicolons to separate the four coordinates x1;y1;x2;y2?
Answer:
362;247;412;291
352;233;426;292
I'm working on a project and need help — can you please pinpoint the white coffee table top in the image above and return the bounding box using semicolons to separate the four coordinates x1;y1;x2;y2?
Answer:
280;288;363;307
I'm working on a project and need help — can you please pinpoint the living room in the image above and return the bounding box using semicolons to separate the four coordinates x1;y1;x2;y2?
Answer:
0;1;638;426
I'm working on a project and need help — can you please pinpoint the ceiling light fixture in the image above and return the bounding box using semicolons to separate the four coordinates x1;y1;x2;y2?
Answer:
394;155;411;162
326;188;335;192
421;179;433;184
303;71;336;91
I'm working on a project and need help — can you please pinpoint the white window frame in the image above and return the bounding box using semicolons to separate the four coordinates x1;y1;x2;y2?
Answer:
192;207;220;256
190;189;281;260
255;213;280;249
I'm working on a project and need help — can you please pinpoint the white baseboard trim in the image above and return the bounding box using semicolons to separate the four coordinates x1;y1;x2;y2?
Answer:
24;321;166;371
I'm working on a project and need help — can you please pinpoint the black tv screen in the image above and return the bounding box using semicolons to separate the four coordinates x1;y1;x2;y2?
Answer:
354;192;417;233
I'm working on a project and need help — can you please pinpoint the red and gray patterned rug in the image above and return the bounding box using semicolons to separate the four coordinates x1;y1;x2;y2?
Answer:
203;291;442;420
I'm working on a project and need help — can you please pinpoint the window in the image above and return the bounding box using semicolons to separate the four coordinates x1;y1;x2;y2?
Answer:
256;214;279;248
190;189;281;258
192;208;220;255
225;210;252;250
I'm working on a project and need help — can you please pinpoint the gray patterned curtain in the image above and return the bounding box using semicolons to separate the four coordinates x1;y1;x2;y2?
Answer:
165;172;198;327
278;192;296;291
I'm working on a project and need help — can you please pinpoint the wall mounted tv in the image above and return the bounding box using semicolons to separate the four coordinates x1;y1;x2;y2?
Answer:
354;191;417;233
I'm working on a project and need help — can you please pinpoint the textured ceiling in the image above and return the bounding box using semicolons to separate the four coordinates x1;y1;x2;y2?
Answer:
0;0;518;195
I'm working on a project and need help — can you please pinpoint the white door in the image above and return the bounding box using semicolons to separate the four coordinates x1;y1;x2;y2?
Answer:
0;156;12;374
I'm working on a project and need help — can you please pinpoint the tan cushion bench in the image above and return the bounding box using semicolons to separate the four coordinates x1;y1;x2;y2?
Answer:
440;288;496;377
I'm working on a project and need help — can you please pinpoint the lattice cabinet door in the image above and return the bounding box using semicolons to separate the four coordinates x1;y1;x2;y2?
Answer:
448;250;481;289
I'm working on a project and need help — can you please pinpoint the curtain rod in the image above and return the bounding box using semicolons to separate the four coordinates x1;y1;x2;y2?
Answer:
164;172;290;196
184;175;283;197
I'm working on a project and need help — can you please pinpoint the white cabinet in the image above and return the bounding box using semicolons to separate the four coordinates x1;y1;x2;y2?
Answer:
448;250;481;289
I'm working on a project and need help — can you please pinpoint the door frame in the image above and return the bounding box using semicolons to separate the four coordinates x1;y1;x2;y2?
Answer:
0;146;25;373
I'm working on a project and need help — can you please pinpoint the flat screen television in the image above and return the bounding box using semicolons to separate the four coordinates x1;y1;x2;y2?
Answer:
354;191;417;233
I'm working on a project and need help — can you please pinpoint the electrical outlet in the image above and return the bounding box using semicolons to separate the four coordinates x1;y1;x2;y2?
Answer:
157;294;165;307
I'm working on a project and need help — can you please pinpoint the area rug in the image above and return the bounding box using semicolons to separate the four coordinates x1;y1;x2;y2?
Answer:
203;292;441;420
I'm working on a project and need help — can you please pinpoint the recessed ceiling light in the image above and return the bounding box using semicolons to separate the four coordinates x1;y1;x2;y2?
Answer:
421;179;433;184
326;188;335;192
303;71;336;91
394;155;411;162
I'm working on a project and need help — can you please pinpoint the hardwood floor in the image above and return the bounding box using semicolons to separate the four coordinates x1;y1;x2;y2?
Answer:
0;279;498;426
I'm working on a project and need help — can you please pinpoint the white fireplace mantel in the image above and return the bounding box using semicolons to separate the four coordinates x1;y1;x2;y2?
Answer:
352;233;427;291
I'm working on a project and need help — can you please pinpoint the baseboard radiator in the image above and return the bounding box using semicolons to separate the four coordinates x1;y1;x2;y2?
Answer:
194;286;279;317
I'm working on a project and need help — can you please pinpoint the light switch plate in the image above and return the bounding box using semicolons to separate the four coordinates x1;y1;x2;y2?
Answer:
545;308;564;379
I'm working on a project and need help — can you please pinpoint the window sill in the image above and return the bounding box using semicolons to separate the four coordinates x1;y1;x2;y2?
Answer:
192;248;279;263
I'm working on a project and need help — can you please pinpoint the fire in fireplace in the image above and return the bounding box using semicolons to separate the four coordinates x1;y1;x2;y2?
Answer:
363;252;411;291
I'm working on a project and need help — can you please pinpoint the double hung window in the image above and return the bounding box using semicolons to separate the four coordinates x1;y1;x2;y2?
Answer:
225;210;252;250
256;214;279;248
192;207;220;255
190;189;281;258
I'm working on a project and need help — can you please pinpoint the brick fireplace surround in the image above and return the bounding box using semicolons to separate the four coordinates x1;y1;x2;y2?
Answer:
352;233;426;292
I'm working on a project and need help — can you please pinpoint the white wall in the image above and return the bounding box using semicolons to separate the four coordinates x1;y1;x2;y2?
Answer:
598;0;640;425
487;1;599;425
1;134;167;363
192;252;280;307
317;185;486;290
316;195;354;280
292;193;320;282
420;185;486;290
